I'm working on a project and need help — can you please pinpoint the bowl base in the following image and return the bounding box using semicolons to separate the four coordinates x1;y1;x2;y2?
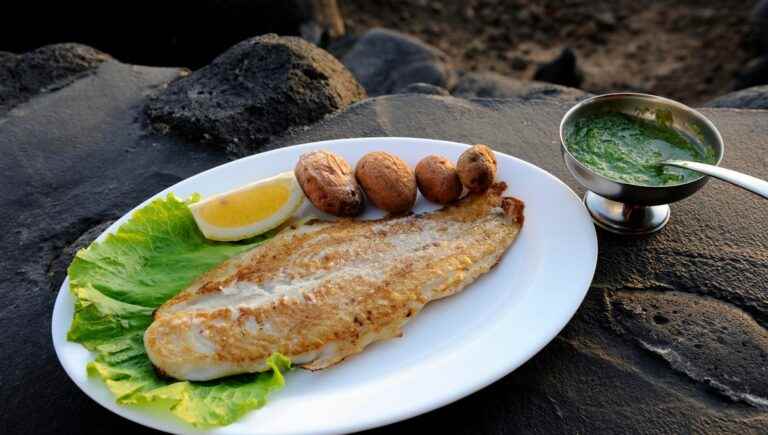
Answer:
584;191;670;235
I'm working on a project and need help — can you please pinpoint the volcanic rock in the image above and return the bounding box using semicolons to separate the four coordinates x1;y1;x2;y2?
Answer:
0;55;229;434
0;43;108;114
342;28;456;96
396;82;450;95
0;0;346;69
145;34;366;154
706;84;768;109
452;71;587;101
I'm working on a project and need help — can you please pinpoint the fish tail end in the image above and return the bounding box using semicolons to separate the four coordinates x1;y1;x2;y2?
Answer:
501;197;525;225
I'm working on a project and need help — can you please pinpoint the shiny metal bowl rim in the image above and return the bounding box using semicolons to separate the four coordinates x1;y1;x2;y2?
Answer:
558;92;725;190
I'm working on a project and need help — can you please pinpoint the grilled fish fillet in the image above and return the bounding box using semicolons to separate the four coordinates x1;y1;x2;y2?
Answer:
144;182;524;381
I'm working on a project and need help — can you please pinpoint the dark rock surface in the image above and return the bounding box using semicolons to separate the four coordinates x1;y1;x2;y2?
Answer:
46;220;114;293
0;0;346;69
0;58;230;435
0;43;108;114
326;33;360;60
707;84;768;109
269;95;768;433
145;34;366;155
752;0;768;52
342;28;456;96
452;71;587;101
533;47;584;89
3;58;768;433
607;290;768;408
396;82;450;96
733;56;768;91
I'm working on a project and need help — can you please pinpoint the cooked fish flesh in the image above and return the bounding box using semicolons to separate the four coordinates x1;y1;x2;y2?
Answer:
144;182;524;381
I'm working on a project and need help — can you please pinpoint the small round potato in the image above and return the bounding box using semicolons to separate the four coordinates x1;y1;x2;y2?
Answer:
415;155;462;204
355;151;416;214
457;144;497;193
295;150;365;216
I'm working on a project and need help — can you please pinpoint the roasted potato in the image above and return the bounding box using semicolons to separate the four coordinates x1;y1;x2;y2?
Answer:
415;155;462;204
295;150;365;216
457;144;497;193
355;151;416;213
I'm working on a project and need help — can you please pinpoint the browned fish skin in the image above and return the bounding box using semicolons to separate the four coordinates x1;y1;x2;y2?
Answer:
144;183;524;381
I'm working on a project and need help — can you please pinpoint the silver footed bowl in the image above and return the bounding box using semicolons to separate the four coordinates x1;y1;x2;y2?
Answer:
559;93;724;235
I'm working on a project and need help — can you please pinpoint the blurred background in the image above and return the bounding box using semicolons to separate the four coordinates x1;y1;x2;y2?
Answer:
2;0;765;105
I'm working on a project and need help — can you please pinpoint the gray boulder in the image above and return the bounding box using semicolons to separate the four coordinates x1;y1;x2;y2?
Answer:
0;43;108;114
396;82;450;96
452;71;587;101
705;85;768;109
145;34;366;154
342;28;455;96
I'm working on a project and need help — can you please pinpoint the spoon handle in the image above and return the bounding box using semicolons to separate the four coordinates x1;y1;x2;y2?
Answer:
663;160;768;199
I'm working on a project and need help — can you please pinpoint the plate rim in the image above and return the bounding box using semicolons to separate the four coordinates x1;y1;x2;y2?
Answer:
52;136;597;434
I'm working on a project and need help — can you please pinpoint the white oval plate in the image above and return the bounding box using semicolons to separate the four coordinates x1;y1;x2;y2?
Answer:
52;137;597;434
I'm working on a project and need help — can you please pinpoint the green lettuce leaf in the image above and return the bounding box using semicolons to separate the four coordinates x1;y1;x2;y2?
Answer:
67;193;290;427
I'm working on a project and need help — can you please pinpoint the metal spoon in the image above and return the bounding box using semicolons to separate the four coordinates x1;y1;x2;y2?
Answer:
662;160;768;199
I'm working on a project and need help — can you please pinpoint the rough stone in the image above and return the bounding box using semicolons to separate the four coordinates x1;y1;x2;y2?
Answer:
0;1;346;69
752;0;768;52
326;33;360;59
0;43;108;114
341;28;456;96
452;71;588;101
533;47;584;88
732;56;768;91
607;290;768;408
47;220;114;292
707;84;768;109
0;58;229;435
4;62;768;434
396;82;450;96
145;34;366;154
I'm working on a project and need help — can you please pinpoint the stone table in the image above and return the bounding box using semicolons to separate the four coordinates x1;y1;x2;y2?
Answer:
2;59;768;433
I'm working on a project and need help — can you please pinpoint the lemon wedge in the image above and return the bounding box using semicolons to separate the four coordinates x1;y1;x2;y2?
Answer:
190;171;304;241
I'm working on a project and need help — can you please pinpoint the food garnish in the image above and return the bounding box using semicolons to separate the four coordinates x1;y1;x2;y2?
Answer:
189;171;303;241
66;193;287;427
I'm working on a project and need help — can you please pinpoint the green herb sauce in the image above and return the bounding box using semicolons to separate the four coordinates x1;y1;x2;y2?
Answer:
565;112;716;186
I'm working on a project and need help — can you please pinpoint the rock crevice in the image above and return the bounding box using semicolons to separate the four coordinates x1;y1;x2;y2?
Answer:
606;289;768;409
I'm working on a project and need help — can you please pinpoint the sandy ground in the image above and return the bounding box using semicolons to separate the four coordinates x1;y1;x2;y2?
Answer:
341;0;757;104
